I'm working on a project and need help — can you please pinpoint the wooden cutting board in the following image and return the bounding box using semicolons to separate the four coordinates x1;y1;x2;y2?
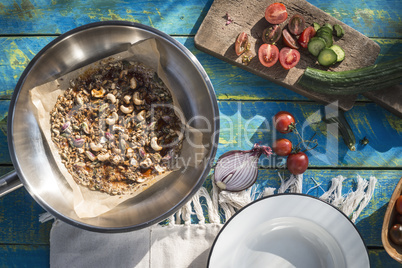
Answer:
195;0;381;111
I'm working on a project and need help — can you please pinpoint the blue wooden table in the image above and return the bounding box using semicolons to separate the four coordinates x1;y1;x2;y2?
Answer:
0;0;401;267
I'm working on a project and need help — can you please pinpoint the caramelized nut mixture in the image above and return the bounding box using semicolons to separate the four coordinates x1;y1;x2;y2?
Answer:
50;60;184;195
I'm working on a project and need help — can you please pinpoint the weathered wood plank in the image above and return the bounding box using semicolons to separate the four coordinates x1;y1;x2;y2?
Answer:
0;99;400;166
0;0;400;38
0;169;399;247
0;36;401;100
0;0;214;35
0;245;399;268
216;101;402;167
0;244;49;268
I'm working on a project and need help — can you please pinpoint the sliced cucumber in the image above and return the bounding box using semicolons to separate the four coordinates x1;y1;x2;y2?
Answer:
316;26;332;35
334;24;345;38
313;22;321;32
318;48;337;66
330;45;345;62
322;23;333;31
308;37;326;57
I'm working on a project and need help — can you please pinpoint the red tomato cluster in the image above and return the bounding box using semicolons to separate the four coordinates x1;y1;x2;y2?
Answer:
235;3;317;70
273;111;309;175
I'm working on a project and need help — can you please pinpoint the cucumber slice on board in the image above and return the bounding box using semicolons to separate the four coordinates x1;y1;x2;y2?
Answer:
330;45;345;62
318;48;338;66
308;37;326;57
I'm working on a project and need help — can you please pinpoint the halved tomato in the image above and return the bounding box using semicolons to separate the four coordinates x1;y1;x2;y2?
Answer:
258;44;279;67
279;47;300;70
288;14;306;35
265;3;288;24
262;25;281;44
298;26;316;48
282;29;299;49
235;32;249;56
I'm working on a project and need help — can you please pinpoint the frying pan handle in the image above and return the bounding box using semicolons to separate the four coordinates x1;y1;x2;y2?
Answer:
0;170;23;198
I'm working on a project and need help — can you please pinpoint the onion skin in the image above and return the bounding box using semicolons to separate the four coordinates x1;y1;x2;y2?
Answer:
214;144;272;192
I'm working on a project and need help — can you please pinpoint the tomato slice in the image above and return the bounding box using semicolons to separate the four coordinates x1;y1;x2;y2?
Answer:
262;25;282;44
235;32;249;56
265;3;288;24
279;47;300;70
298;26;316;48
288;14;306;35
258;44;279;67
282;29;299;49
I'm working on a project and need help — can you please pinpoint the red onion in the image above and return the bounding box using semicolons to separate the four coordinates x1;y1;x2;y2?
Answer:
214;144;272;191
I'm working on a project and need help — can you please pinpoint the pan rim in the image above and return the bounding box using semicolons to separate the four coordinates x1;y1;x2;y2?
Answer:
8;21;220;232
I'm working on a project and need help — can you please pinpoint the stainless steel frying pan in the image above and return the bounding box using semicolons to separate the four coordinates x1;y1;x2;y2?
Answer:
0;21;219;232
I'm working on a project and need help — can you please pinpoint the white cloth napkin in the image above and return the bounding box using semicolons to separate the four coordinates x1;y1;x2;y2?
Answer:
50;220;223;268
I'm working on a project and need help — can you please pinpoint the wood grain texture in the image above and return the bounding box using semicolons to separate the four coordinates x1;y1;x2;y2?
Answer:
0;0;400;266
0;0;400;38
0;0;214;35
0;244;49;268
194;0;382;111
0;169;400;246
0;99;400;166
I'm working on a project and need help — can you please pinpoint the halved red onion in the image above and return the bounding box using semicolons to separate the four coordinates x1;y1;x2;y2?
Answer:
214;144;272;191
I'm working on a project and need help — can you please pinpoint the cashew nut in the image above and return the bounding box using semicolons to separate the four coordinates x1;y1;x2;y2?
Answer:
90;142;103;152
130;77;137;89
120;104;134;114
129;157;138;167
85;151;97;161
91;87;105;98
106;93;116;103
97;153;110;162
140;158;153;169
136;110;146;121
119;69;128;79
150;137;162;151
106;112;119;125
123;95;131;104
133;91;144;105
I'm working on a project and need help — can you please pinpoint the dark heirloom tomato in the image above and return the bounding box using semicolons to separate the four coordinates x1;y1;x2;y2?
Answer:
282;29;299;49
287;152;309;175
396;195;402;214
258;44;279;67
235;32;249;56
288;14;306;35
274;111;295;133
273;138;292;156
298;26;316;48
279;47;300;70
265;3;288;24
390;224;402;245
262;25;282;44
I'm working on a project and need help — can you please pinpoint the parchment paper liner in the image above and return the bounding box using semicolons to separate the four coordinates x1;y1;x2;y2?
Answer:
30;38;206;218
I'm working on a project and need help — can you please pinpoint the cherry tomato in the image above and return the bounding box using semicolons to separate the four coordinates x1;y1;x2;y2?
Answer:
262;25;282;44
258;44;279;67
279;47;300;70
265;3;288;24
273;138;292;156
396;195;402;214
274;111;296;134
389;224;402;245
282;29;299;49
235;32;249;56
298;26;316;48
287;152;309;175
288;14;306;35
